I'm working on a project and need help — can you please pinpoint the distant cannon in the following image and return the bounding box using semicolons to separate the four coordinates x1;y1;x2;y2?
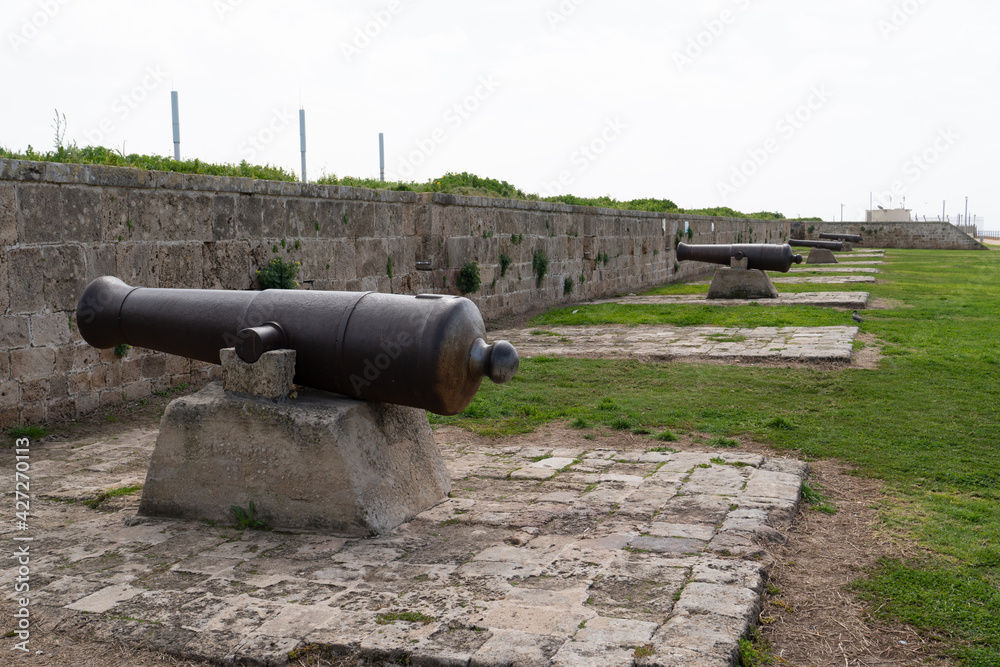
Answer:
76;277;519;416
676;242;803;273
676;243;803;299
789;238;844;251
819;232;862;243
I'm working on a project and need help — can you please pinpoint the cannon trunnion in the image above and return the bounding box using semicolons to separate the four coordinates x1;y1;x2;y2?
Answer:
76;277;518;416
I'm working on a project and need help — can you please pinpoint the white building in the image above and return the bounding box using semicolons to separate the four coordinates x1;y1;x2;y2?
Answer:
866;208;911;222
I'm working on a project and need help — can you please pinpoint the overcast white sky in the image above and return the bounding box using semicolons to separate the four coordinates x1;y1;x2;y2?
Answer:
2;0;996;225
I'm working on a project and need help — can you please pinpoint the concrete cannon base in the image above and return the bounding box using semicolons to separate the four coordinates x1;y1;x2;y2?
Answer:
137;350;451;536
806;248;839;264
707;267;779;299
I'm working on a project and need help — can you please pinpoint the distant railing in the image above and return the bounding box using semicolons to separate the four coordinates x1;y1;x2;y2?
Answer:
978;230;1000;241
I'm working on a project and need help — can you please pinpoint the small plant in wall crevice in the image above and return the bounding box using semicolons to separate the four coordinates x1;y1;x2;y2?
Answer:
532;249;549;287
456;261;481;294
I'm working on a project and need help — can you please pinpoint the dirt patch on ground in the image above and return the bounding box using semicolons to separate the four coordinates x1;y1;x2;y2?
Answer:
868;296;910;310
760;459;953;666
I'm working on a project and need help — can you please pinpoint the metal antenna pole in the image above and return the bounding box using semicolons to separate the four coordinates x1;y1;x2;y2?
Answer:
379;133;385;182
171;91;180;160
299;108;307;182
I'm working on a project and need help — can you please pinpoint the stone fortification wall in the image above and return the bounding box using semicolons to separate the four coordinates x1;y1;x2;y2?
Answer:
0;158;793;425
790;220;985;250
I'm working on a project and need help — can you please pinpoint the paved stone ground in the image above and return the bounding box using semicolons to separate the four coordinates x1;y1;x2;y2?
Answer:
2;425;808;666
786;266;880;274
826;260;884;265
592;293;870;309
771;275;876;284
491;325;858;362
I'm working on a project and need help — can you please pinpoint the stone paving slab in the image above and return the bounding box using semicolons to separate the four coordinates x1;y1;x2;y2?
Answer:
786;266;880;273
593;292;870;309
771;275;876;284
2;426;808;666
491;325;859;362
827;260;884;265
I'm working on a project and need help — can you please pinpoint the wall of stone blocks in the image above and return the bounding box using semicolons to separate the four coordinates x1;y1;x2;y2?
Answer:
0;157;794;426
790;220;985;250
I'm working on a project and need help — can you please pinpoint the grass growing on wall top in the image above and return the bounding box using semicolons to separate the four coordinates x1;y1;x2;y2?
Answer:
0;144;299;181
1;143;818;220
431;248;1000;665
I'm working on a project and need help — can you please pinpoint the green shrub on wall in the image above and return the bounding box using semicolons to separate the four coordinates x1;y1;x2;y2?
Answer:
532;249;549;288
499;252;512;277
256;257;300;289
456;261;481;294
563;276;574;295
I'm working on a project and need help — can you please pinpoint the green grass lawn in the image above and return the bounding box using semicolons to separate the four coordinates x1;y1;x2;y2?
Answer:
434;248;1000;666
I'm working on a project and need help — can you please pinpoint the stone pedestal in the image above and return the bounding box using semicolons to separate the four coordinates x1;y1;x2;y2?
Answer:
137;349;451;536
707;267;779;299
806;248;838;264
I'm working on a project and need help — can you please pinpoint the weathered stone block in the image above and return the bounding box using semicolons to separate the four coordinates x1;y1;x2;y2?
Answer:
128;189;212;241
210;195;236;240
0;380;19;408
0;183;15;246
40;244;88;311
289;199;322;238
203;240;252;289
84;243;118;283
260;197;290;238
11;346;56;379
20;183;102;243
355;238;388;280
806;247;837;264
138;383;451;535
157;243;204;288
30;312;74;346
19;378;49;403
115;242;158;287
234;194;263;238
220;348;295;400
0;315;30;348
7;247;44;312
707;267;778;300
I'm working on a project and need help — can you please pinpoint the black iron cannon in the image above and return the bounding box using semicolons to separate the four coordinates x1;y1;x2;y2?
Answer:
788;238;844;251
676;242;803;273
819;232;862;243
76;277;519;416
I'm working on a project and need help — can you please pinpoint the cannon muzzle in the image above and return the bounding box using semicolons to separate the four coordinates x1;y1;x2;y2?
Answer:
76;277;519;416
676;243;802;273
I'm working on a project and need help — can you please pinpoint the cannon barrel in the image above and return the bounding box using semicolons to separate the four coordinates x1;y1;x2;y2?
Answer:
676;243;802;273
788;238;844;251
76;277;519;416
818;233;862;242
